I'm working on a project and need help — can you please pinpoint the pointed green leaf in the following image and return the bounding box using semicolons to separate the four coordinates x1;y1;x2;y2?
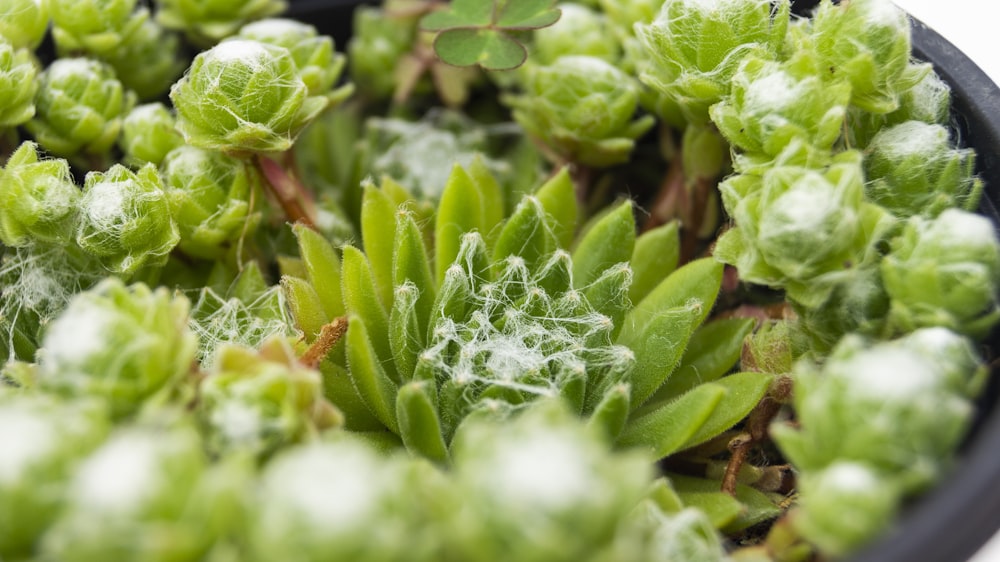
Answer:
361;182;398;309
231;261;269;302
341;245;396;382
390;282;423;381
281;276;328;341
588;383;631;441
668;474;782;533
656;318;755;400
572;200;636;289
620;257;723;345
497;0;561;28
646;478;685;514
345;314;400;434
617;383;726;458
394;212;436;338
294;223;345;319
680;372;774;451
319;359;384;432
584;263;632;341
629;221;680;304
535;249;573;296
534;167;578;249
397;380;450;464
492;195;554;274
435;164;485;285
468;155;505;240
620;305;700;410
434;28;527;71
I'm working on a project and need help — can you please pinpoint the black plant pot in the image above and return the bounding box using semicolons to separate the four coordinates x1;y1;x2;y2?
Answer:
286;1;1000;560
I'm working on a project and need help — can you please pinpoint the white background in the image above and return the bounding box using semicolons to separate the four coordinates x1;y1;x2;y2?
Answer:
890;1;1000;561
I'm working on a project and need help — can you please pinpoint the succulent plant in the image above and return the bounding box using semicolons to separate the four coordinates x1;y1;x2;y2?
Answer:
0;142;80;247
0;0;50;50
155;0;287;46
50;0;147;57
529;3;620;66
118;103;185;168
0;40;38;128
105;19;188;101
170;39;329;154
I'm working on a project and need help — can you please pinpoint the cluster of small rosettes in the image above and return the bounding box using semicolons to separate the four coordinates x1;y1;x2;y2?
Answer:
419;235;635;422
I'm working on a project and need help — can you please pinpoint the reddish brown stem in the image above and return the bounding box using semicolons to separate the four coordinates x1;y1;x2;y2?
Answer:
721;376;795;497
256;154;317;229
300;317;349;369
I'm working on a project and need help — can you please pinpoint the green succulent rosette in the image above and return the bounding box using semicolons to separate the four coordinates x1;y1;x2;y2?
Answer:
236;18;353;103
803;0;927;114
50;0;147;57
0;394;109;559
42;424;247;562
105;19;187;101
76;163;179;275
0;40;38;128
710;55;851;173
863;120;982;217
346;6;417;101
35;279;197;418
773;328;986;555
118;103;185;168
155;0;287;46
530;3;620;66
848;64;953;147
504;55;655;167
170;39;329;154
197;337;342;458
881;209;1000;337
26;58;134;158
162;145;260;259
0;0;50;49
636;0;789;125
714;152;895;308
0;142;80;247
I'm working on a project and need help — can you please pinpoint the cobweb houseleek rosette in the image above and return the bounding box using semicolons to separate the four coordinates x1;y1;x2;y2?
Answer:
0;0;49;49
155;0;287;46
0;40;37;129
282;163;774;469
0;142;80;247
118;103;185;169
50;0;147;58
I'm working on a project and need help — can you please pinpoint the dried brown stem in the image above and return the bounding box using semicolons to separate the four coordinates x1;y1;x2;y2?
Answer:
300;317;349;368
721;376;794;496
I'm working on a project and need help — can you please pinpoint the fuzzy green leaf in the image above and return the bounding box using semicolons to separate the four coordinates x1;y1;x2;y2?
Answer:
281;276;328;341
436;164;485;285
534;167;578;249
617;383;725;457
668;473;782;532
572;200;636;288
390;282;423;382
341;246;396;382
361;182;398;309
492;196;554;273
629;221;680;304
345;314;399;433
468;156;505;239
680;371;774;451
621;305;701;410
584;263;632;341
657;317;756;399
620;257;723;345
588;383;631;441
293;224;345;319
394;212;437;338
396;380;449;464
319;360;384;432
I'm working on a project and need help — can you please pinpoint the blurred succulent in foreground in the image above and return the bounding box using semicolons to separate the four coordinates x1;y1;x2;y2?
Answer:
75;164;179;275
50;0;147;57
170;39;329;154
0;0;50;49
0;142;80;247
0;41;37;128
155;0;287;46
35;279;197;419
26;58;135;159
504;55;655;167
118;103;185;168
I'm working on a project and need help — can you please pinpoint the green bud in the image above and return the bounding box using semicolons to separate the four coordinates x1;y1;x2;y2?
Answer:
864;121;981;217
42;425;237;562
636;0;790;124
505;55;654;167
36;279;197;418
156;0;287;45
0;394;108;559
50;0;147;57
0;41;37;127
198;337;340;457
76;163;179;274
531;3;620;66
106;19;187;101
793;462;903;557
882;209;1000;337
848;66;952;147
118;103;185;168
170;39;328;154
806;0;924;114
710;56;851;172
347;6;416;100
0;0;50;49
774;329;983;488
237;18;348;99
162;145;259;259
715;153;893;307
27;58;134;158
0;142;79;247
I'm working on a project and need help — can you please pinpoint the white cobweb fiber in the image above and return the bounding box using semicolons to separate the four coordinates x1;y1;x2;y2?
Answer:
188;284;293;368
